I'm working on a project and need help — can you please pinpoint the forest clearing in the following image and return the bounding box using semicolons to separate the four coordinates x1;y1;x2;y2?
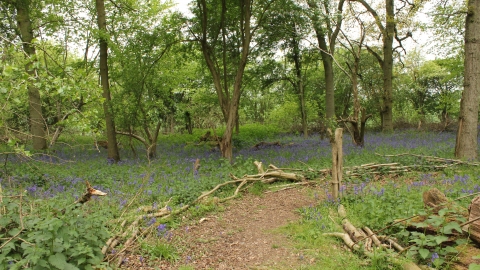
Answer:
2;0;480;268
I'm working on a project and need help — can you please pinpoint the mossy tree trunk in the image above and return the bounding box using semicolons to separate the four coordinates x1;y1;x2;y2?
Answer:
14;0;47;150
96;0;120;162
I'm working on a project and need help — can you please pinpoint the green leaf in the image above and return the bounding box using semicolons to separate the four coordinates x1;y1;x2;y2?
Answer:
433;258;445;267
469;263;480;270
8;228;21;237
419;248;430;259
442;222;463;234
435;235;449;245
411;222;427;228
443;246;458;254
48;253;67;269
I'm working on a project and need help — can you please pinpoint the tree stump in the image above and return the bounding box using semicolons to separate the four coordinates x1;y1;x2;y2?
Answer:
422;188;448;214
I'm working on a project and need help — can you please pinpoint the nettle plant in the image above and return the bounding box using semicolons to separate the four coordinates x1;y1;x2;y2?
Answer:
341;179;473;269
0;194;111;270
402;207;466;268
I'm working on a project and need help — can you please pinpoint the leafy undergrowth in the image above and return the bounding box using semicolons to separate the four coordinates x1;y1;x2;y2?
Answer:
290;168;480;269
1;128;480;269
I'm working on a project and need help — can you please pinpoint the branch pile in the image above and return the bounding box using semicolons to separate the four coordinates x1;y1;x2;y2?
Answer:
326;205;423;270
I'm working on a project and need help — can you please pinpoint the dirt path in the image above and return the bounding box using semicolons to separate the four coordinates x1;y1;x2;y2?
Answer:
122;187;318;269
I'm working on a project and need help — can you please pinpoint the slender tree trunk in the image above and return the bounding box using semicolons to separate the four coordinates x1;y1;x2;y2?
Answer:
382;0;395;132
291;23;308;137
308;0;345;121
197;0;253;162
455;0;479;159
323;55;336;120
96;0;120;162
185;111;193;134
235;112;239;135
15;0;47;150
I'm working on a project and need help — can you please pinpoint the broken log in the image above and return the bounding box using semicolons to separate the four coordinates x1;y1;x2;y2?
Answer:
467;196;480;244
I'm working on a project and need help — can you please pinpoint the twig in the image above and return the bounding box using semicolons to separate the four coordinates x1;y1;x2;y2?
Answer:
353;215;419;245
460;216;480;228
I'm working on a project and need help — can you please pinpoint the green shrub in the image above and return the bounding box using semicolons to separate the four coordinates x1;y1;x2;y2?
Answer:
0;196;111;269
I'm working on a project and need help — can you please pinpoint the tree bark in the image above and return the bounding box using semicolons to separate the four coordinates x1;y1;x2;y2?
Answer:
353;0;395;132
382;0;395;132
455;0;479;160
15;0;47;150
197;0;253;162
291;22;308;137
308;0;345;121
96;0;120;162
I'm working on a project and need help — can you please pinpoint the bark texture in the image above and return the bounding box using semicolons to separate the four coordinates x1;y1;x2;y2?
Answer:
382;0;395;132
15;0;47;150
96;0;120;162
455;0;479;159
307;0;345;120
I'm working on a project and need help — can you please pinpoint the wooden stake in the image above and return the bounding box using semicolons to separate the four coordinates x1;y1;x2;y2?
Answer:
329;128;343;200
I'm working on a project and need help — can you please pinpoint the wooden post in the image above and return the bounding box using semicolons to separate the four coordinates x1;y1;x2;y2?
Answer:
329;128;343;200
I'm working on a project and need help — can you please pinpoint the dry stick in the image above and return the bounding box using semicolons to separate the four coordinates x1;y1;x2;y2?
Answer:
363;227;382;247
194;179;247;203
220;180;248;202
105;201;173;257
113;222;156;266
353;215;419;246
375;153;480;166
264;181;317;193
350;191;480;252
454;192;480;202
324;232;359;250
460;216;480;228
377;236;405;252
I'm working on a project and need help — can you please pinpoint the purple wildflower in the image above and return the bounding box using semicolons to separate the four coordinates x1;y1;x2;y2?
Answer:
147;217;156;226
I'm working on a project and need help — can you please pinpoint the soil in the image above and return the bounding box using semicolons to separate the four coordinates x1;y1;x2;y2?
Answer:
120;187;319;270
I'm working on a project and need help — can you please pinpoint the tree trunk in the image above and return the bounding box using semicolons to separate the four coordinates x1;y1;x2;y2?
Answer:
96;0;120;162
323;55;336;120
235;112;239;135
353;0;395;132
291;23;308;137
197;0;253;162
455;0;479;159
15;0;47;150
382;0;395;132
308;0;345;121
185;111;193;134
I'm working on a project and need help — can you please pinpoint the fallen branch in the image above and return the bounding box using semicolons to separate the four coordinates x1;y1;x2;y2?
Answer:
375;153;480;166
324;204;422;270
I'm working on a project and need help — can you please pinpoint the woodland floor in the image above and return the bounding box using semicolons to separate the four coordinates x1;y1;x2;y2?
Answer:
117;184;480;270
120;187;319;270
